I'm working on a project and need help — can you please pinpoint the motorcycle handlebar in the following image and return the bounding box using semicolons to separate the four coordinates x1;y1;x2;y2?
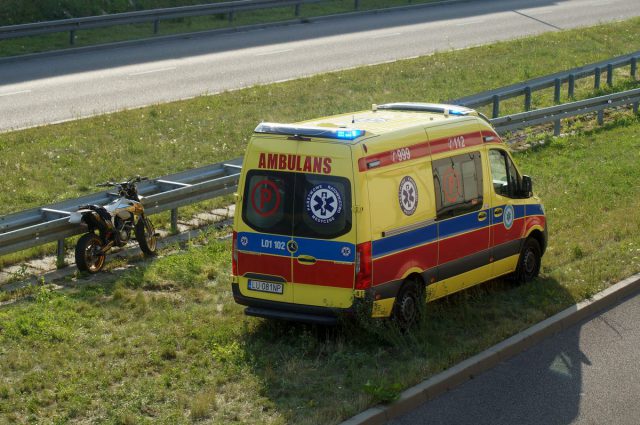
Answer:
96;176;148;188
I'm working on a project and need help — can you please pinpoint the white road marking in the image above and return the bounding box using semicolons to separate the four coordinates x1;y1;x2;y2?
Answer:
456;20;484;26
256;49;293;56
0;90;32;97
371;32;402;39
128;66;176;76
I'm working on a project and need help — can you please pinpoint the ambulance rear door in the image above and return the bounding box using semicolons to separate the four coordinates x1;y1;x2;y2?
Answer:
291;141;356;308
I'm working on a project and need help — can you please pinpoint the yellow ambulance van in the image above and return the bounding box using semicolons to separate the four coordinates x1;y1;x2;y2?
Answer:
231;103;547;326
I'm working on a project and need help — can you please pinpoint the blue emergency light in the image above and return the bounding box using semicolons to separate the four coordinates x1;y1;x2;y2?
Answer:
255;123;366;141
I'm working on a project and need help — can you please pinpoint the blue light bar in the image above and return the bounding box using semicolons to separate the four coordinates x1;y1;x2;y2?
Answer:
255;123;366;141
448;108;470;116
337;129;365;140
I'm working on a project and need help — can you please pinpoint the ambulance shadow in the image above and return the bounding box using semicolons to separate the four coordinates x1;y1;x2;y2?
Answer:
2;0;566;86
242;275;590;424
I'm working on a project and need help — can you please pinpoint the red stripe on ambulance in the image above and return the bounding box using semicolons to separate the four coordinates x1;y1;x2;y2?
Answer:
293;260;354;288
358;131;485;172
438;227;490;265
238;251;292;281
372;242;437;286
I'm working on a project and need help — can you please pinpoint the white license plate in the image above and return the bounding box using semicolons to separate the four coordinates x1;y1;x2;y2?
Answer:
248;279;283;294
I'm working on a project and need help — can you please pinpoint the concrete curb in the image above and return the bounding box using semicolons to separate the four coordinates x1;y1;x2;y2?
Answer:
0;0;470;64
341;272;640;425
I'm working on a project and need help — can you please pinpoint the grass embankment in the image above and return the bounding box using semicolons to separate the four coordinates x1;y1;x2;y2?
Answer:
1;118;640;424
0;0;440;57
1;18;640;423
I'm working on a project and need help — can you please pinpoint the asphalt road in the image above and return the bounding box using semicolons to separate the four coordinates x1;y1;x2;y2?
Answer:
0;0;639;132
389;291;640;425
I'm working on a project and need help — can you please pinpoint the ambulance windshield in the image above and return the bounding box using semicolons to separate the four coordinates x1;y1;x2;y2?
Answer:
242;170;352;239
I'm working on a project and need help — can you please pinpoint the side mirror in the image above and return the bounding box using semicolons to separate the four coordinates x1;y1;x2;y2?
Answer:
521;175;533;198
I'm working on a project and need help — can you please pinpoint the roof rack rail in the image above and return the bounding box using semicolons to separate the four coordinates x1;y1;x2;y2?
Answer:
254;122;365;141
376;102;472;116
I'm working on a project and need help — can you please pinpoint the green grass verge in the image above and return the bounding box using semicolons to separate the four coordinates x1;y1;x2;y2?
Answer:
0;0;441;57
1;117;640;423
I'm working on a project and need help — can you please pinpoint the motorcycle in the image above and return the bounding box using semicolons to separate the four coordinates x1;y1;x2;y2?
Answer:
69;176;157;273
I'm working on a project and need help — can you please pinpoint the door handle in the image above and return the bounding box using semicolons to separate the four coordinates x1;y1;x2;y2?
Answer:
477;211;487;221
297;255;317;265
494;208;503;218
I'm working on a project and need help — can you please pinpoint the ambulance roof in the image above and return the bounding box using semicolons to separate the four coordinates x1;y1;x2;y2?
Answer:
254;103;486;142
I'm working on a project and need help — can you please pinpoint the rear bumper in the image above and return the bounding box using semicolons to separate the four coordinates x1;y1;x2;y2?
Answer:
231;283;356;325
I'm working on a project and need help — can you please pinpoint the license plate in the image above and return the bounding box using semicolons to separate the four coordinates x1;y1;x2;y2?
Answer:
248;279;283;295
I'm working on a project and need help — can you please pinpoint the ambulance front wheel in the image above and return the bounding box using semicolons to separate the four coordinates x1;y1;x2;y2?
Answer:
392;279;424;329
516;238;541;283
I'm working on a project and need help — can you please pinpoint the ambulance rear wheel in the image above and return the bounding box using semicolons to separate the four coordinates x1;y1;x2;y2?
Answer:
515;238;541;283
392;280;423;329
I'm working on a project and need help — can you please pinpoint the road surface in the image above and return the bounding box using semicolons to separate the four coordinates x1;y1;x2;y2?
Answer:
389;291;640;425
0;0;638;131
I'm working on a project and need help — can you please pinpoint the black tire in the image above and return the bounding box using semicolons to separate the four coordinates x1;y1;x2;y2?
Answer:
75;233;106;273
392;280;424;329
515;238;542;283
135;217;157;256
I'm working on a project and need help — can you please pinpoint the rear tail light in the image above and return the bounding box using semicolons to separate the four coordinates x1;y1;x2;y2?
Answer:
355;242;372;290
232;231;238;276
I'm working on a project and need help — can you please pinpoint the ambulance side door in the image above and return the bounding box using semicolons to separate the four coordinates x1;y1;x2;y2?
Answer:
487;148;528;277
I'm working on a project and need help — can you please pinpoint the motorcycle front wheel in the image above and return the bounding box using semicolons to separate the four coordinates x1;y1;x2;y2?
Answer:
135;217;157;256
75;233;106;273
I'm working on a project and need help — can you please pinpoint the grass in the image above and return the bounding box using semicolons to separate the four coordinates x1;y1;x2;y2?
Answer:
1;115;640;424
0;0;442;58
1;18;640;422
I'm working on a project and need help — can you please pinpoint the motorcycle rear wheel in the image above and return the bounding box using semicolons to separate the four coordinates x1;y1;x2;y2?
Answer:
75;233;106;273
135;217;157;256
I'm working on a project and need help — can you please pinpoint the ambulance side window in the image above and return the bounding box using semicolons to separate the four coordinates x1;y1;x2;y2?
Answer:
432;152;483;220
489;149;522;198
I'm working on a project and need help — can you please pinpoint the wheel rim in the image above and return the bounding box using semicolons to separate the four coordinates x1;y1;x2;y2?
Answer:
523;248;537;277
400;293;417;324
145;220;157;251
85;239;105;272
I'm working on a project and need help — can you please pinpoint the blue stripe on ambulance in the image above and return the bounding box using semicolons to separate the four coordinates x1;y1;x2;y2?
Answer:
236;231;355;262
372;224;437;259
525;204;544;216
491;205;526;224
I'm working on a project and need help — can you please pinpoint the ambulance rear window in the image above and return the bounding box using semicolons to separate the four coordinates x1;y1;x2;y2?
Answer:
242;171;352;239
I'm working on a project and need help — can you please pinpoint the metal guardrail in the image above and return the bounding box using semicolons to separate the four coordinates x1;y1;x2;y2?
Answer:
0;158;242;263
0;0;343;45
453;51;640;118
490;88;640;135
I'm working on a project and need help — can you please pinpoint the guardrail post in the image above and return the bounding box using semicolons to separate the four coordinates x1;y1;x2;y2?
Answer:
554;120;561;136
171;208;179;234
632;57;638;80
568;74;575;99
57;239;66;268
354;0;360;10
295;3;301;16
554;78;561;104
594;67;601;89
492;95;500;118
524;86;532;111
634;101;639;115
606;63;613;86
153;18;159;34
597;109;604;126
69;30;75;45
